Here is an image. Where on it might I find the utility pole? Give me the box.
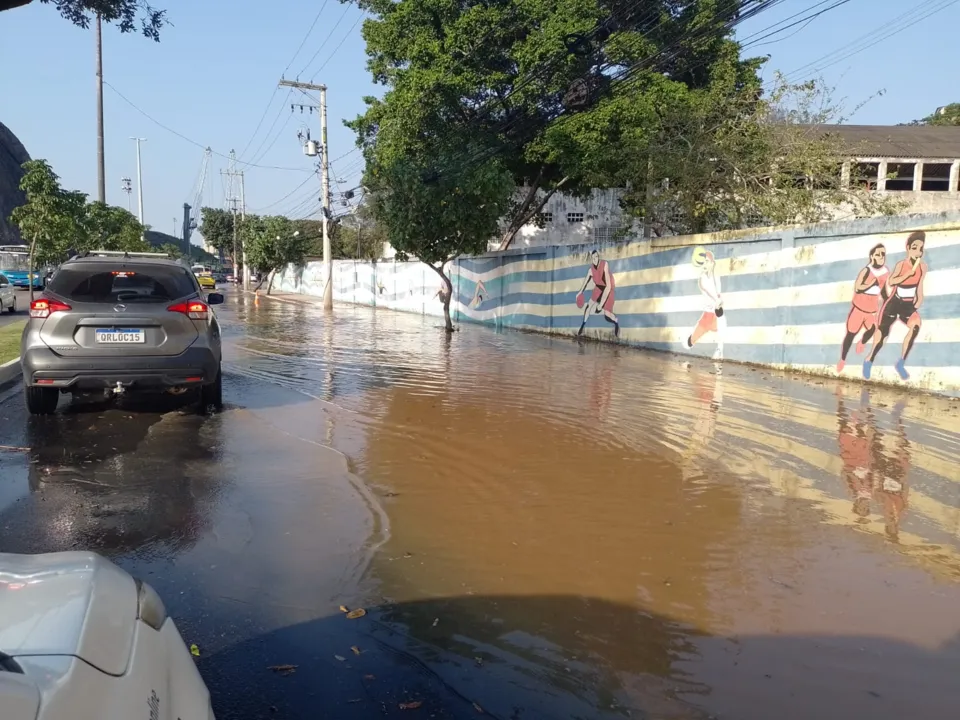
[131,137,147,227]
[121,177,132,212]
[279,78,332,310]
[95,14,105,204]
[239,170,248,290]
[221,150,244,281]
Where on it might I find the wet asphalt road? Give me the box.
[2,288,960,720]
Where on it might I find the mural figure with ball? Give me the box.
[576,249,620,337]
[685,247,726,360]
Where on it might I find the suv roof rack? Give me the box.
[67,249,171,261]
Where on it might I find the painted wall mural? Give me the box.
[575,249,619,338]
[275,212,960,396]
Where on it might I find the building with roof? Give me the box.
[504,124,960,250]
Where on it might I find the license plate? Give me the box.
[96,328,145,344]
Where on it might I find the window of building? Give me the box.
[852,162,880,190]
[567,212,584,223]
[885,163,915,191]
[537,212,553,224]
[921,163,952,192]
[593,226,624,244]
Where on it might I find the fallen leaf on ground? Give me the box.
[346,608,366,619]
[339,605,349,613]
[351,646,361,655]
[189,644,200,657]
[334,655,346,662]
[268,665,298,675]
[399,701,423,710]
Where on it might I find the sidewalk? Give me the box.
[244,290,324,307]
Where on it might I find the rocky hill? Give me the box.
[0,120,30,244]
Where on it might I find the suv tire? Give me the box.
[25,385,59,415]
[7,297,15,313]
[199,366,223,414]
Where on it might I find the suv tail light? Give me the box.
[167,300,209,320]
[30,298,71,318]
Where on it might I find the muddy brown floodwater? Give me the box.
[225,292,960,720]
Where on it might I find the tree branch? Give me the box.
[498,175,569,251]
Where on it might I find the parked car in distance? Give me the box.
[0,273,16,313]
[20,250,224,415]
[0,550,216,720]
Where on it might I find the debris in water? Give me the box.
[473,702,484,713]
[189,644,200,657]
[339,605,350,613]
[399,701,423,710]
[0,445,29,452]
[432,618,439,627]
[268,665,298,675]
[346,608,366,619]
[334,655,346,662]
[363,674,376,681]
[351,646,361,655]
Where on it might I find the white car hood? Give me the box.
[0,552,137,676]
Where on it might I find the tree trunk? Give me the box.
[28,234,37,304]
[267,269,276,295]
[426,261,454,333]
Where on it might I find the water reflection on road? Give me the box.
[226,293,960,720]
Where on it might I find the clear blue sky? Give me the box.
[1,0,957,240]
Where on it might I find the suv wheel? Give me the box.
[7,297,15,313]
[25,385,59,415]
[199,366,223,413]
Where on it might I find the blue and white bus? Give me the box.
[0,245,44,289]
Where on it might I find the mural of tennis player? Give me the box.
[576,249,620,337]
[863,231,927,381]
[684,247,726,360]
[837,243,889,373]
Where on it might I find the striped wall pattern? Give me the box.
[275,212,960,396]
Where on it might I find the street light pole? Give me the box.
[131,137,146,231]
[95,13,106,204]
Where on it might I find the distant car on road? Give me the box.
[195,273,217,289]
[0,550,216,720]
[20,250,224,415]
[0,273,16,313]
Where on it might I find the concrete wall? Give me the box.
[275,211,960,396]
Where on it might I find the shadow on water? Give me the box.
[199,593,960,720]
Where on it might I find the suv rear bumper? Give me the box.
[21,346,220,390]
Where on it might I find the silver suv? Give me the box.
[20,251,224,416]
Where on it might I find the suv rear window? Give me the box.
[47,265,198,303]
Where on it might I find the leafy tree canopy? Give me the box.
[915,102,960,127]
[199,207,235,258]
[366,142,514,329]
[241,214,312,292]
[84,201,150,252]
[0,0,166,40]
[348,0,761,248]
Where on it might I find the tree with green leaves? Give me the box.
[0,0,166,40]
[348,0,767,250]
[158,242,182,259]
[913,103,960,127]
[199,207,236,262]
[84,201,150,252]
[366,145,513,331]
[614,75,903,235]
[9,160,87,300]
[242,214,311,294]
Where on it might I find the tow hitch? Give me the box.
[112,381,127,396]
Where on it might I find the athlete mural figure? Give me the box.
[471,280,487,309]
[684,247,726,360]
[836,389,878,522]
[864,231,927,381]
[576,249,620,337]
[837,243,889,373]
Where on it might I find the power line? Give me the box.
[311,12,365,81]
[284,0,330,77]
[104,82,312,173]
[299,3,352,78]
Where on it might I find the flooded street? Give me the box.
[2,289,960,719]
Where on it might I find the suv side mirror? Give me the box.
[206,292,224,305]
[0,281,8,288]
